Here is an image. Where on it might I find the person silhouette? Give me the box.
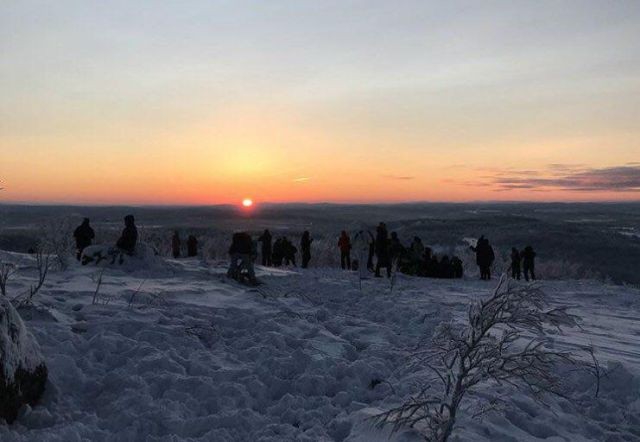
[522,246,536,281]
[338,231,352,270]
[116,215,138,255]
[300,231,313,268]
[73,218,95,261]
[187,235,198,257]
[283,237,297,266]
[375,222,391,278]
[471,235,494,280]
[510,247,521,280]
[228,232,256,284]
[258,229,273,266]
[171,231,181,259]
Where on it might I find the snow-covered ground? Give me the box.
[1,251,639,441]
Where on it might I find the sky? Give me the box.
[1,0,639,205]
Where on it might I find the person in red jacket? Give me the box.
[338,231,352,270]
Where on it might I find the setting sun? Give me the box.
[242,198,253,207]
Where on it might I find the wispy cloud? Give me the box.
[382,175,415,181]
[292,177,311,183]
[485,165,640,192]
[546,163,587,173]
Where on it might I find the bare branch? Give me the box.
[91,269,105,305]
[0,261,16,297]
[376,275,581,442]
[127,279,147,308]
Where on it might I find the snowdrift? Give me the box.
[80,243,163,271]
[0,250,638,441]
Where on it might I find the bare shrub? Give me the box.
[580,343,619,399]
[13,250,50,306]
[129,290,166,308]
[376,276,579,442]
[28,250,50,304]
[127,280,150,308]
[39,218,75,270]
[91,269,105,305]
[0,261,16,296]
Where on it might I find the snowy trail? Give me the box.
[1,255,639,441]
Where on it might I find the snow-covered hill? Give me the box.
[1,252,639,441]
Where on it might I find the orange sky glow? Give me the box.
[1,2,639,205]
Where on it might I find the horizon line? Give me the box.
[1,199,640,208]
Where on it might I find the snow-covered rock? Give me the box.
[0,297,48,424]
[80,243,162,270]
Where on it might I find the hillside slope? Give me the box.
[0,253,638,441]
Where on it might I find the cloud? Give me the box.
[292,177,311,183]
[546,163,587,172]
[487,165,640,192]
[383,175,415,181]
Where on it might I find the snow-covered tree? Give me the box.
[377,276,579,442]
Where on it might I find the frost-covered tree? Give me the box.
[39,218,74,271]
[377,276,579,442]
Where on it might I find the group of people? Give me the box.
[73,217,537,284]
[258,230,313,268]
[226,229,314,284]
[510,246,536,281]
[368,223,464,279]
[469,235,537,281]
[401,238,464,279]
[73,215,139,260]
[74,216,205,263]
[171,231,199,259]
[325,224,463,279]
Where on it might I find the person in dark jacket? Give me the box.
[409,237,425,261]
[471,235,495,280]
[482,238,495,280]
[228,232,256,282]
[282,237,297,267]
[374,222,391,278]
[389,232,405,265]
[485,240,495,280]
[451,256,464,279]
[522,246,536,281]
[171,231,181,259]
[300,231,313,268]
[367,240,375,272]
[272,238,284,267]
[116,215,138,255]
[404,236,424,275]
[510,247,521,280]
[420,247,433,277]
[258,229,273,266]
[427,255,439,278]
[353,229,375,273]
[439,255,452,278]
[338,231,352,270]
[73,218,95,261]
[187,235,198,257]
